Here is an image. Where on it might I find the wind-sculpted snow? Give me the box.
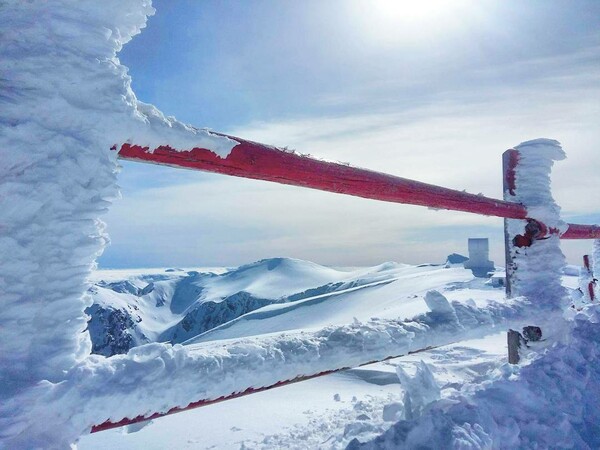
[0,0,152,390]
[506,139,567,308]
[2,291,536,449]
[0,0,236,446]
[351,304,600,449]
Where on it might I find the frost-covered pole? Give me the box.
[502,140,567,308]
[502,150,519,297]
[1,1,149,448]
[593,240,600,300]
[0,1,241,447]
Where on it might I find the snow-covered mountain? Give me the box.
[88,257,502,356]
[87,258,401,355]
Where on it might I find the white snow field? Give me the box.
[78,262,591,450]
[85,258,489,356]
[2,0,600,448]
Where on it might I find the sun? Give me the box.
[350,0,472,46]
[371,0,459,21]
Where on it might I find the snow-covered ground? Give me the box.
[79,334,509,450]
[87,258,493,355]
[3,1,599,448]
[78,260,583,450]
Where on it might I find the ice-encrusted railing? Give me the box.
[1,1,599,448]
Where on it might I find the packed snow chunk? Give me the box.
[424,290,455,316]
[382,402,404,422]
[395,361,440,420]
[134,101,238,158]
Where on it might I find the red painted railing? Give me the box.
[94,135,599,434]
[117,138,599,239]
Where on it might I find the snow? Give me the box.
[594,240,600,299]
[86,258,370,354]
[352,305,600,449]
[198,257,350,301]
[75,330,517,450]
[3,260,541,449]
[2,0,598,448]
[505,139,568,308]
[187,265,476,344]
[0,0,235,447]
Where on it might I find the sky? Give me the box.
[98,0,600,269]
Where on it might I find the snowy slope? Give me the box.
[88,258,383,354]
[79,267,581,450]
[88,258,502,355]
[187,264,493,343]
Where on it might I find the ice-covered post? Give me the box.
[502,140,567,307]
[592,240,600,300]
[0,1,155,448]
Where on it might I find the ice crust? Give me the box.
[505,139,567,308]
[0,0,234,447]
[3,294,534,449]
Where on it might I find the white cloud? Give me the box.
[101,47,600,268]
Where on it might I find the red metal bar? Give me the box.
[583,254,596,301]
[117,140,599,239]
[118,140,528,219]
[563,225,600,240]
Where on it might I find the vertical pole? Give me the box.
[503,150,519,298]
[594,240,600,300]
[583,254,596,301]
[507,329,521,364]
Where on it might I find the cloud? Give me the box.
[100,80,599,268]
[102,25,600,268]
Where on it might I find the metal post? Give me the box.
[502,149,520,298]
[584,254,595,301]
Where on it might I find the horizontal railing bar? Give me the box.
[562,223,600,239]
[117,138,599,239]
[117,139,528,219]
[90,343,443,433]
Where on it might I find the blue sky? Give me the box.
[98,0,600,268]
